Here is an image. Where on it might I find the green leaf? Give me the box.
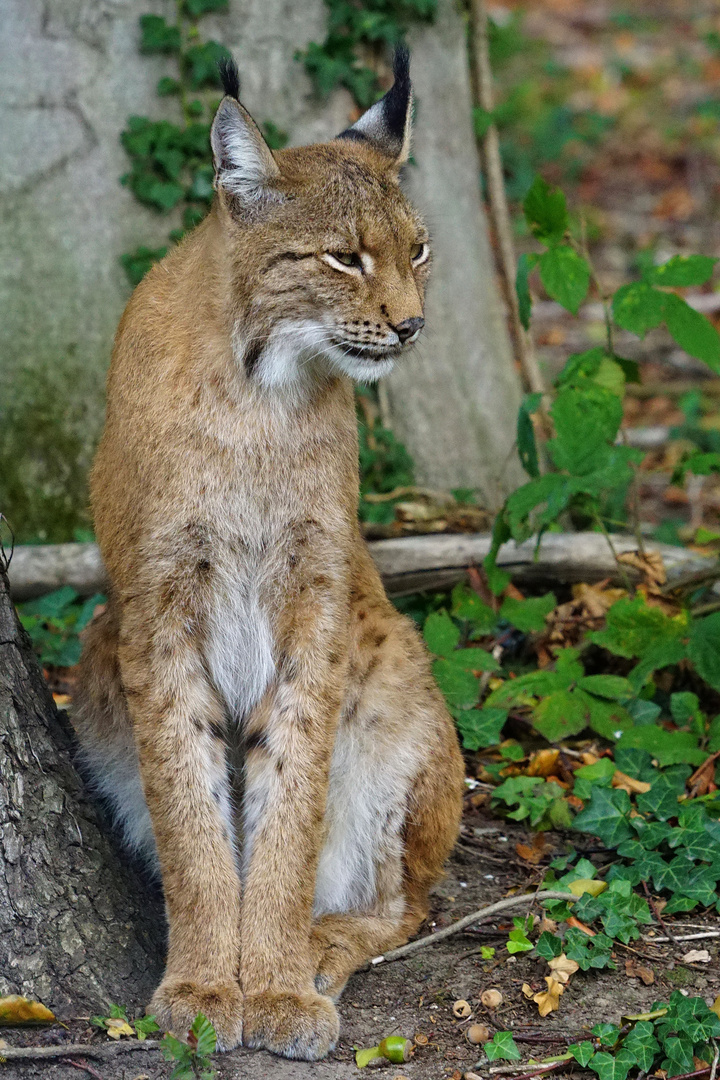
[450,647,499,672]
[589,594,688,660]
[139,14,181,54]
[564,928,615,970]
[539,246,590,315]
[644,254,717,287]
[20,586,79,618]
[688,611,720,692]
[573,757,616,800]
[623,1020,660,1071]
[578,674,633,700]
[612,282,666,337]
[569,1042,596,1067]
[535,931,563,960]
[120,246,168,287]
[507,927,534,953]
[432,660,478,709]
[157,76,181,96]
[533,688,589,742]
[517,392,543,478]
[616,725,704,767]
[664,292,720,371]
[485,1032,522,1062]
[550,384,623,475]
[573,786,634,846]
[636,775,681,821]
[516,253,537,330]
[450,583,496,631]
[592,1023,621,1046]
[455,708,507,751]
[190,1013,217,1057]
[184,0,229,14]
[183,40,233,89]
[589,1049,636,1080]
[423,611,460,657]
[500,592,556,632]
[523,176,569,245]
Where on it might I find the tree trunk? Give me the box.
[0,564,163,1016]
[386,0,525,506]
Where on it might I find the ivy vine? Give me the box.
[119,0,287,286]
[300,0,437,108]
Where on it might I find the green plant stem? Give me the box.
[592,513,634,592]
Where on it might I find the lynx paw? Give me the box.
[149,977,243,1051]
[242,991,339,1060]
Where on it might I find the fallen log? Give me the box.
[7,533,716,601]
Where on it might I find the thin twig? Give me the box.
[369,890,576,966]
[709,1041,719,1080]
[0,1039,162,1062]
[468,0,547,406]
[646,930,720,944]
[641,880,679,945]
[67,1059,105,1080]
[486,1060,571,1080]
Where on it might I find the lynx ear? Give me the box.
[211,58,281,203]
[337,46,413,167]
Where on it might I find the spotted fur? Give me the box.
[73,50,463,1061]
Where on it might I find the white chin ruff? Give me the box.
[326,345,396,383]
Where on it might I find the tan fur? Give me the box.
[74,82,464,1060]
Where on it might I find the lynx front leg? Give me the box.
[240,609,347,1060]
[119,600,243,1050]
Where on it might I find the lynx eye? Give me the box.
[410,242,428,264]
[329,251,362,269]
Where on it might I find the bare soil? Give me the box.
[3,808,718,1080]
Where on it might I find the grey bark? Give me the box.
[388,0,524,505]
[0,564,163,1016]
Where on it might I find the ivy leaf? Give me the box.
[569,1042,596,1067]
[623,1020,660,1071]
[183,40,232,89]
[139,14,181,54]
[564,928,615,970]
[450,583,497,631]
[539,246,591,315]
[616,726,704,767]
[517,391,543,478]
[535,931,563,960]
[423,612,460,657]
[484,1032,522,1062]
[688,611,720,692]
[523,176,569,245]
[592,1023,621,1046]
[573,786,634,846]
[663,292,720,371]
[644,254,717,287]
[455,708,506,751]
[184,0,229,14]
[589,1049,636,1080]
[612,282,666,336]
[516,253,537,330]
[636,775,681,821]
[507,927,534,954]
[500,592,556,632]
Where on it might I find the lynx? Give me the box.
[75,48,464,1061]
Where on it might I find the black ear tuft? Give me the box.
[383,44,411,144]
[336,45,413,165]
[218,56,240,101]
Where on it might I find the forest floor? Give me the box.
[2,807,718,1080]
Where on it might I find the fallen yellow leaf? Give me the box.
[612,770,651,795]
[568,878,608,898]
[533,977,564,1017]
[548,954,580,984]
[104,1017,135,1039]
[522,983,535,1000]
[711,996,720,1021]
[0,996,55,1026]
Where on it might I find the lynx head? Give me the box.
[210,48,430,390]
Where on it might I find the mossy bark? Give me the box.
[0,564,163,1016]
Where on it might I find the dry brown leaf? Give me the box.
[526,750,560,778]
[548,954,580,984]
[533,977,564,1017]
[539,916,558,935]
[0,1038,8,1050]
[625,958,655,985]
[682,949,711,964]
[617,550,666,587]
[516,833,548,864]
[522,983,535,1000]
[566,916,595,936]
[0,996,55,1026]
[612,769,652,795]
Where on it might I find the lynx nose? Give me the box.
[394,317,424,344]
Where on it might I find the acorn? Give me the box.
[378,1037,414,1064]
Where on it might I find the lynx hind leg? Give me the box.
[73,603,157,865]
[312,602,464,997]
